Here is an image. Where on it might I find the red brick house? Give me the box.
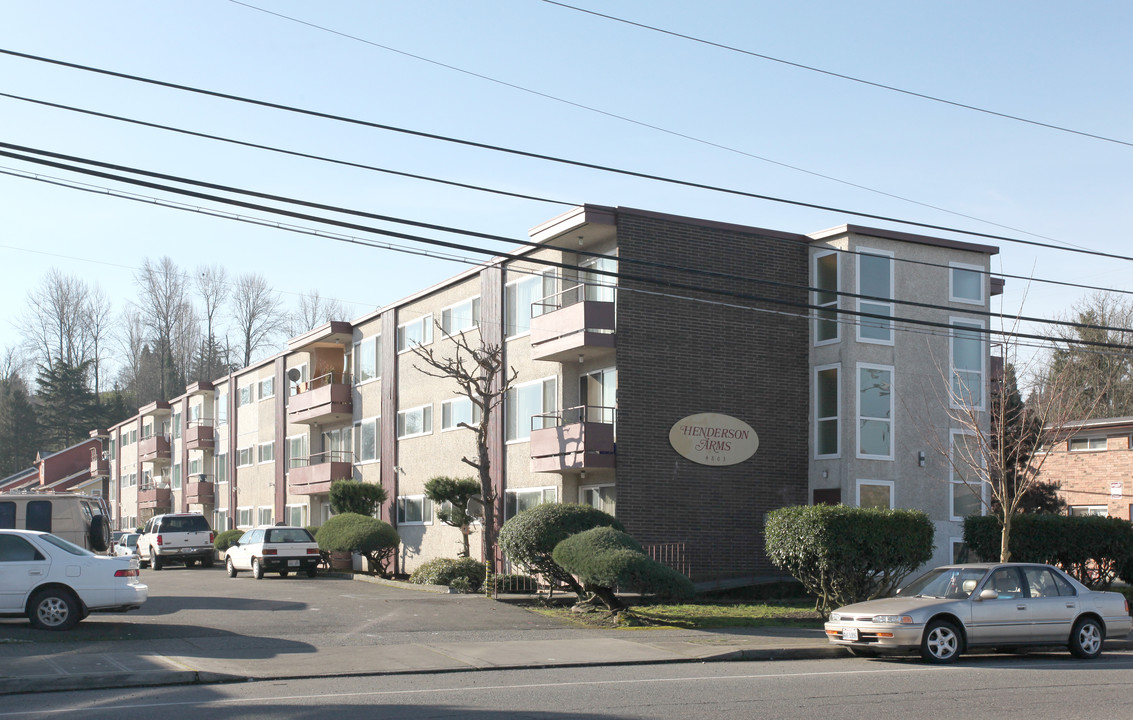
[1035,417,1133,520]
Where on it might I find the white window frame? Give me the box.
[257,440,275,464]
[237,506,253,528]
[505,271,554,339]
[814,363,840,459]
[1069,505,1108,517]
[813,250,840,346]
[579,484,616,515]
[285,504,306,528]
[505,376,558,443]
[396,404,433,439]
[441,396,481,432]
[505,486,558,519]
[216,392,228,426]
[258,376,275,401]
[355,416,380,463]
[237,446,254,468]
[949,429,986,521]
[286,434,308,471]
[856,363,894,461]
[856,248,894,345]
[396,495,433,525]
[171,463,182,490]
[257,506,273,526]
[950,317,986,411]
[352,335,381,385]
[441,296,481,336]
[216,452,228,484]
[171,410,181,440]
[237,383,254,408]
[396,314,434,353]
[949,262,985,305]
[1069,436,1107,452]
[214,509,229,532]
[855,479,894,509]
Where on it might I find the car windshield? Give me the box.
[900,567,988,599]
[39,532,95,557]
[266,528,314,543]
[123,534,138,547]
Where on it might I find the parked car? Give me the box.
[137,513,215,570]
[0,528,147,630]
[225,526,321,579]
[824,562,1133,663]
[0,492,112,553]
[112,532,140,557]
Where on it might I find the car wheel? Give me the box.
[306,566,318,578]
[1069,617,1104,659]
[252,558,264,580]
[28,588,82,631]
[201,556,215,568]
[279,570,290,577]
[226,557,238,578]
[150,549,163,571]
[920,619,962,664]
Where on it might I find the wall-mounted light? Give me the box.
[918,451,926,467]
[822,470,828,479]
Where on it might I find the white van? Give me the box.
[0,492,112,553]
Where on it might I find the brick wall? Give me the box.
[614,210,810,581]
[1038,436,1133,519]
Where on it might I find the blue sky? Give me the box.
[2,1,1130,374]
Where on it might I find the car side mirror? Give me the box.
[977,589,998,601]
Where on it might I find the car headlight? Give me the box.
[829,613,842,622]
[871,615,913,624]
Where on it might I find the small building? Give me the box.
[1035,417,1133,519]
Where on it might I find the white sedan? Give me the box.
[224,526,321,579]
[0,529,148,630]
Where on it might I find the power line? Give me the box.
[6,141,1132,338]
[541,0,1133,150]
[3,150,1130,353]
[2,47,1122,261]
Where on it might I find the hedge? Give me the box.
[315,513,400,575]
[552,526,694,608]
[765,505,934,617]
[213,529,243,552]
[965,514,1133,589]
[328,479,388,516]
[410,557,486,592]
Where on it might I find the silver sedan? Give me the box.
[824,562,1132,663]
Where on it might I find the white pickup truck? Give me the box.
[137,513,215,570]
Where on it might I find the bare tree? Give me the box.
[83,284,115,401]
[411,326,517,570]
[287,289,346,337]
[195,264,231,382]
[134,257,191,399]
[230,273,287,367]
[19,269,92,371]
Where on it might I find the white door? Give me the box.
[0,535,50,612]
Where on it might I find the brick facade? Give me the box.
[1037,426,1133,520]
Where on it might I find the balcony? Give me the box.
[530,406,616,474]
[530,287,615,364]
[288,451,355,495]
[89,449,109,479]
[184,421,215,451]
[138,434,171,464]
[287,372,354,425]
[137,485,172,511]
[186,475,216,505]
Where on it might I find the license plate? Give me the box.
[288,560,300,567]
[842,627,859,642]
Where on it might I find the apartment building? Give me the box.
[94,205,997,581]
[1033,417,1133,519]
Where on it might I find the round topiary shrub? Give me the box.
[316,513,400,575]
[214,529,243,552]
[498,503,623,598]
[410,557,486,592]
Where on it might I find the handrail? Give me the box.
[531,405,617,429]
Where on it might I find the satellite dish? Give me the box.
[287,368,302,383]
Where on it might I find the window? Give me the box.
[857,250,893,344]
[1069,505,1108,517]
[0,502,13,529]
[580,485,616,515]
[27,501,52,532]
[237,447,254,467]
[856,480,893,510]
[813,251,839,344]
[950,538,969,564]
[579,255,617,303]
[258,441,275,464]
[216,392,228,425]
[950,263,984,304]
[1069,437,1107,452]
[356,417,380,462]
[506,377,557,442]
[857,364,893,459]
[353,335,381,383]
[815,365,839,458]
[951,319,985,409]
[172,410,181,440]
[285,504,305,528]
[442,397,480,431]
[258,506,273,526]
[214,509,229,532]
[324,426,353,459]
[237,384,253,407]
[216,452,228,483]
[397,315,433,353]
[397,405,433,439]
[505,487,557,518]
[397,495,433,524]
[505,271,555,338]
[287,364,307,396]
[580,368,617,425]
[258,376,275,400]
[237,507,253,528]
[287,435,308,470]
[950,430,985,520]
[171,463,182,490]
[441,297,481,335]
[188,456,202,477]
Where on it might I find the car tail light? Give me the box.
[209,532,215,543]
[307,548,319,555]
[263,548,278,555]
[115,569,140,577]
[156,535,163,546]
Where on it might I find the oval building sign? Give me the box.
[669,413,759,466]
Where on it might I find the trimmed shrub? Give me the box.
[765,505,934,618]
[410,557,486,592]
[316,513,400,575]
[329,479,388,516]
[965,514,1133,589]
[553,527,694,608]
[498,503,624,598]
[214,529,243,552]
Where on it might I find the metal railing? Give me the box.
[531,405,617,430]
[288,450,356,469]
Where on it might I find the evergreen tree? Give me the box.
[991,364,1065,515]
[36,359,96,450]
[0,373,39,476]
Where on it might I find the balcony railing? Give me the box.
[529,405,616,474]
[288,371,354,425]
[185,420,215,451]
[89,449,109,478]
[529,285,615,364]
[186,474,216,505]
[138,434,171,464]
[137,484,172,510]
[287,450,355,495]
